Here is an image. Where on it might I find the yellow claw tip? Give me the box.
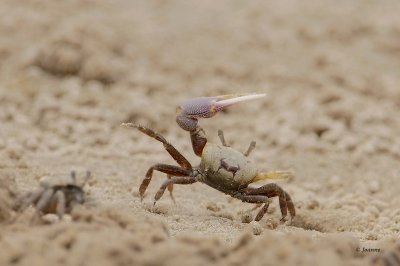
[252,170,294,183]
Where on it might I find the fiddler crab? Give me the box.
[123,93,295,222]
[16,171,89,221]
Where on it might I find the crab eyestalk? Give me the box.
[176,93,266,156]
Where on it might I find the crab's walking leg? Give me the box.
[140,164,191,201]
[11,187,45,223]
[55,190,66,219]
[35,189,54,212]
[154,176,197,205]
[31,188,54,222]
[121,124,194,200]
[122,124,192,170]
[246,183,295,221]
[237,194,270,221]
[17,187,46,212]
[176,93,266,156]
[167,174,176,204]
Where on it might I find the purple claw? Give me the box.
[176,93,266,131]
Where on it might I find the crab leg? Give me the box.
[166,174,176,204]
[17,187,46,212]
[154,176,197,205]
[34,188,55,213]
[121,124,195,201]
[140,164,191,201]
[55,190,66,218]
[30,188,54,223]
[238,195,270,221]
[121,123,192,170]
[246,183,295,220]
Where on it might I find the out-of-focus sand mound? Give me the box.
[1,0,400,265]
[0,206,366,266]
[0,207,169,266]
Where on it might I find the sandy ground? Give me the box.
[1,0,400,265]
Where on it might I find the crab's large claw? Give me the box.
[176,93,266,132]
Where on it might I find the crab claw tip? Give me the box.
[218,93,266,101]
[121,122,136,128]
[214,93,266,110]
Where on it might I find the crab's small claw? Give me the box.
[176,93,266,132]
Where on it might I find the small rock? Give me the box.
[365,205,380,218]
[24,137,39,151]
[367,180,380,194]
[249,221,263,235]
[264,218,278,230]
[240,212,253,223]
[42,214,61,224]
[306,199,320,210]
[366,233,378,240]
[144,202,169,215]
[7,146,23,160]
[267,205,276,214]
[328,175,342,188]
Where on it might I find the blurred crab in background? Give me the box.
[16,171,89,221]
[123,93,295,221]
